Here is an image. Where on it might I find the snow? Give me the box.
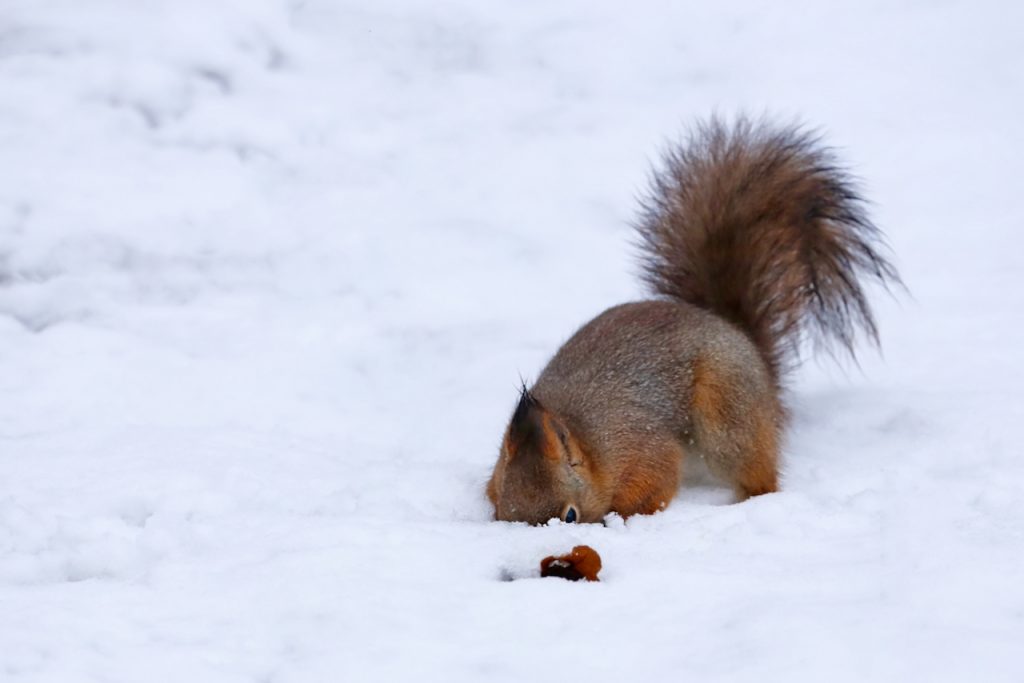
[1,0,1023,680]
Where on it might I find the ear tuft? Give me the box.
[511,382,540,428]
[508,383,544,450]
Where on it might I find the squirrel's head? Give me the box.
[489,386,599,525]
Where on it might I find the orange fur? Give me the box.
[691,356,728,431]
[609,440,682,517]
[735,411,781,498]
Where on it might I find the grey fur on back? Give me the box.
[533,299,771,468]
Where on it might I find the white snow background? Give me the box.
[2,1,1022,681]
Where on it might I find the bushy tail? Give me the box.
[636,116,900,384]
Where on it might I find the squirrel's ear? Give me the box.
[509,386,584,466]
[508,385,545,451]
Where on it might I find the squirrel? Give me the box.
[486,116,900,524]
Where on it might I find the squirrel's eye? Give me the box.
[564,506,577,523]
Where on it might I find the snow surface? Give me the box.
[2,1,1023,681]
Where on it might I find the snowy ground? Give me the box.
[2,1,1023,681]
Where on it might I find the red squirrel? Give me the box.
[487,117,899,524]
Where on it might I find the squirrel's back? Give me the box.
[533,299,765,454]
[487,117,900,524]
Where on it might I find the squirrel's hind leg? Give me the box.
[690,356,782,501]
[732,417,780,500]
